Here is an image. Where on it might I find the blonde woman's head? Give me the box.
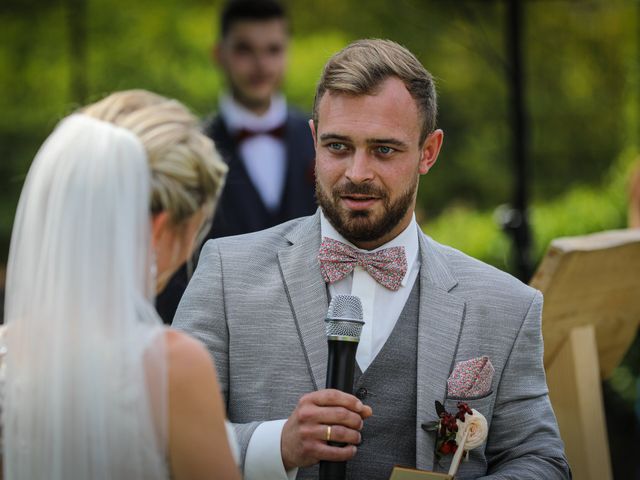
[82,90,227,291]
[82,89,227,226]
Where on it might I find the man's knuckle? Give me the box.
[348,430,361,444]
[336,408,350,422]
[300,442,316,457]
[298,406,314,422]
[299,424,314,438]
[326,389,340,402]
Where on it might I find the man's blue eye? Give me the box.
[377,146,394,154]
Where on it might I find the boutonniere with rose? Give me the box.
[423,400,488,477]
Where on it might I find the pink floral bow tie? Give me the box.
[317,237,408,291]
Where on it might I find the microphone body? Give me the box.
[319,295,364,480]
[325,339,358,394]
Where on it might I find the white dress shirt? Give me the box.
[219,93,288,212]
[320,212,421,371]
[243,211,421,479]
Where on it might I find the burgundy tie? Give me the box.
[317,237,408,291]
[234,124,286,143]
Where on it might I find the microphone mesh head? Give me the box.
[327,294,363,320]
[325,319,364,338]
[325,295,364,339]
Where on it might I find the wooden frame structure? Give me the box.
[530,229,640,480]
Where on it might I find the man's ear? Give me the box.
[419,129,444,175]
[309,119,317,148]
[151,211,170,249]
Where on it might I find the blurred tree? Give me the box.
[65,0,88,104]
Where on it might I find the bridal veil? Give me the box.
[2,114,169,479]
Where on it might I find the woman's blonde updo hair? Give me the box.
[82,89,227,229]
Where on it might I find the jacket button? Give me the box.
[356,387,368,400]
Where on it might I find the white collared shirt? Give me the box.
[219,93,288,212]
[243,212,421,480]
[320,211,421,371]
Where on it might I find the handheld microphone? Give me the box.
[319,294,364,480]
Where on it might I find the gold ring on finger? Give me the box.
[326,425,332,442]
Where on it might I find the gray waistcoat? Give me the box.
[346,279,420,479]
[297,281,420,480]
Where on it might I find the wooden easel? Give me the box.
[530,229,640,480]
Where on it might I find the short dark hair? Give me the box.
[313,39,438,144]
[220,0,287,38]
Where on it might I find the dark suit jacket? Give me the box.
[156,108,317,323]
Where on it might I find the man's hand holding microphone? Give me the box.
[281,295,370,479]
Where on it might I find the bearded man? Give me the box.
[173,39,571,480]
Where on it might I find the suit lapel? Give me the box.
[278,212,329,390]
[277,218,466,468]
[415,232,466,470]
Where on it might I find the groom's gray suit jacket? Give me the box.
[174,212,571,479]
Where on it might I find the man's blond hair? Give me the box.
[313,39,437,143]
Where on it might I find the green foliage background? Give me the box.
[1,0,638,264]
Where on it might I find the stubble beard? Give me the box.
[316,178,418,246]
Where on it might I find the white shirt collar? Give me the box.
[219,93,287,133]
[319,210,420,287]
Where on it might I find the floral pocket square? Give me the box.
[447,356,494,398]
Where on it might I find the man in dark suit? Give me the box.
[156,0,316,323]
